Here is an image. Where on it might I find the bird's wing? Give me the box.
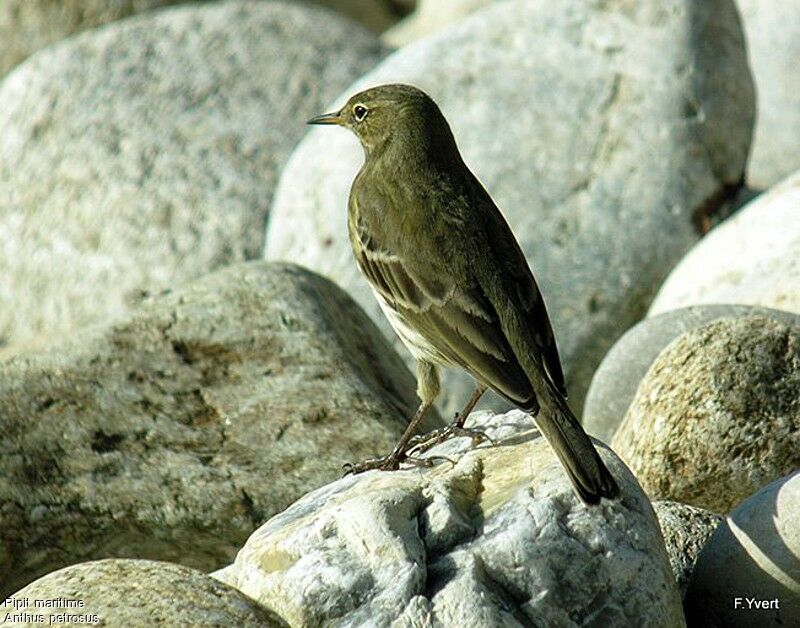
[350,210,535,406]
[473,186,568,398]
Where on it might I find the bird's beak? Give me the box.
[307,110,344,126]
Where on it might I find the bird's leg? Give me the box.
[343,361,441,475]
[407,383,492,455]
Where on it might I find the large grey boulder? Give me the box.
[650,170,800,317]
[0,261,436,598]
[266,0,755,418]
[584,305,800,442]
[653,501,722,599]
[0,0,183,78]
[0,0,400,79]
[684,472,800,627]
[215,410,686,627]
[0,0,386,353]
[612,317,800,513]
[737,0,800,187]
[3,559,285,627]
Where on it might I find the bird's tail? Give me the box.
[533,384,619,504]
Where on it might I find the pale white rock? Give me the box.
[737,0,800,187]
[266,0,754,417]
[0,0,386,353]
[4,559,285,627]
[684,472,800,627]
[650,171,800,316]
[216,410,685,627]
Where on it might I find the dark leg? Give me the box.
[343,360,440,475]
[407,383,491,455]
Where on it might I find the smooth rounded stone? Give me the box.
[612,316,800,513]
[684,472,800,627]
[737,1,800,187]
[649,171,800,317]
[652,500,722,598]
[0,261,438,599]
[382,0,493,46]
[584,305,800,442]
[0,0,386,353]
[0,0,398,79]
[0,1,183,78]
[266,0,754,419]
[215,410,685,627]
[3,559,285,627]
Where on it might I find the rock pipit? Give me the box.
[309,84,618,504]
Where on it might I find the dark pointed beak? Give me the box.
[307,110,343,126]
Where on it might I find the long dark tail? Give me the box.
[528,384,619,504]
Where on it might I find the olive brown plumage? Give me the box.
[308,84,618,504]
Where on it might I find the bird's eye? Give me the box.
[353,104,368,121]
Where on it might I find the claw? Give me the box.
[407,424,494,457]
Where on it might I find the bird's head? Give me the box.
[307,83,454,158]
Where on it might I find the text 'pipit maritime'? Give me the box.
[309,84,618,505]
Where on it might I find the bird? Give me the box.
[308,84,619,504]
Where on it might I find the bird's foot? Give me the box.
[407,422,493,456]
[342,451,442,476]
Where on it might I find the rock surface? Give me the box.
[684,472,800,627]
[383,0,492,46]
[0,0,399,79]
[3,559,285,627]
[584,305,800,442]
[649,171,800,317]
[0,261,436,598]
[215,410,685,627]
[266,0,754,418]
[0,0,386,353]
[737,0,800,187]
[653,500,722,598]
[612,316,800,513]
[0,0,183,78]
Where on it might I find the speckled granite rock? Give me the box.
[584,305,800,442]
[382,0,493,46]
[3,559,285,627]
[0,262,437,598]
[215,410,685,627]
[653,500,722,598]
[266,0,754,418]
[612,316,800,513]
[0,0,387,353]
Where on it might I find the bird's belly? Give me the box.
[372,290,454,367]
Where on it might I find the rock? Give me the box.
[382,0,492,47]
[737,1,800,187]
[612,316,800,513]
[652,501,722,598]
[0,0,386,352]
[649,171,800,317]
[0,1,183,78]
[0,261,438,598]
[584,305,800,442]
[215,410,686,627]
[266,0,755,418]
[684,471,800,627]
[313,0,403,32]
[0,0,399,79]
[2,559,285,627]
